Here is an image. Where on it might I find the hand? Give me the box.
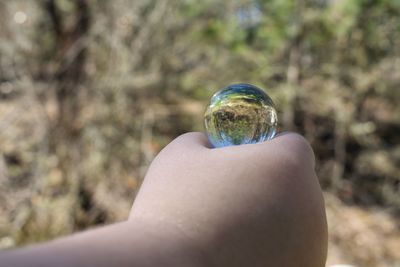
[130,132,328,267]
[0,132,327,267]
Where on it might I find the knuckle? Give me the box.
[157,132,203,160]
[171,132,203,146]
[164,132,194,150]
[285,133,312,151]
[278,133,315,168]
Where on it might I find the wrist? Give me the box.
[127,216,210,267]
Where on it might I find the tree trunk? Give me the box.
[43,0,91,228]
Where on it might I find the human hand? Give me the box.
[0,132,327,267]
[129,132,328,267]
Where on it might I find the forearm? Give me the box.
[0,220,204,267]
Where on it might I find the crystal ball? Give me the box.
[204,83,278,148]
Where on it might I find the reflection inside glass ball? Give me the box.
[204,84,278,148]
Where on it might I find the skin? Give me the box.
[0,132,328,267]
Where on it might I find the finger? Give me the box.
[167,132,212,151]
[218,132,315,170]
[262,132,316,169]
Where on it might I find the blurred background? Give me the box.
[0,0,399,266]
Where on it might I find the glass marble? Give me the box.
[204,83,278,148]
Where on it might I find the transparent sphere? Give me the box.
[204,83,278,148]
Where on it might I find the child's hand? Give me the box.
[130,132,328,267]
[0,132,327,267]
